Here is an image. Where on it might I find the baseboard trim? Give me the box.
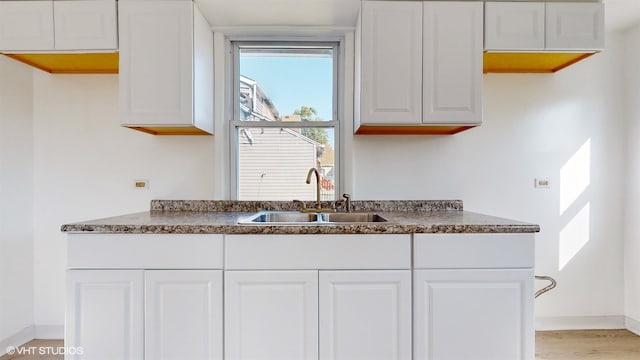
[35,325,64,340]
[0,325,36,356]
[536,316,626,330]
[625,316,640,336]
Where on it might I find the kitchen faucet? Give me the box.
[305,167,322,211]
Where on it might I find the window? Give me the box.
[231,42,339,201]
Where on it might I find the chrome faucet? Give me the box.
[305,168,322,211]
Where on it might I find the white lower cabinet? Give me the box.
[66,270,223,360]
[414,269,534,360]
[225,271,319,360]
[413,233,535,360]
[319,270,411,360]
[66,270,144,360]
[145,271,223,360]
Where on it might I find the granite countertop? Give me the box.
[61,200,540,234]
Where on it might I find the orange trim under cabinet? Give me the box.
[483,52,596,73]
[125,126,213,135]
[355,125,477,135]
[3,53,119,74]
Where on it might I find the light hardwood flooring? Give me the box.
[1,330,639,359]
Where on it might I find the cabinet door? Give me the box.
[360,1,423,125]
[66,270,143,360]
[145,270,223,360]
[53,0,117,50]
[546,2,604,51]
[414,269,534,360]
[118,0,193,126]
[319,270,411,360]
[423,1,483,125]
[0,1,54,51]
[225,271,318,360]
[485,2,545,51]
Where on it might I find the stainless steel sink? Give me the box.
[318,213,388,223]
[247,212,317,223]
[239,211,388,225]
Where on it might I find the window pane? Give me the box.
[237,127,335,201]
[239,46,334,122]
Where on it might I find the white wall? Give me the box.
[0,56,35,346]
[31,72,216,332]
[12,31,631,333]
[353,31,627,328]
[623,23,640,334]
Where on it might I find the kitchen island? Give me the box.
[62,200,539,360]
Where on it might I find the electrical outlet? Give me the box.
[134,179,149,189]
[534,178,550,189]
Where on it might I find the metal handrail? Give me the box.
[535,275,557,298]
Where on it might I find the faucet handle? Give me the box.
[342,193,351,212]
[293,199,306,211]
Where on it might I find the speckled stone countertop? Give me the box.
[61,200,540,234]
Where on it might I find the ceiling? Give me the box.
[195,0,640,33]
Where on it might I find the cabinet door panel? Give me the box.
[53,0,117,50]
[118,1,193,125]
[485,2,545,51]
[414,269,534,360]
[546,3,604,50]
[423,1,482,125]
[0,1,54,51]
[360,1,422,125]
[225,271,319,360]
[66,270,143,360]
[145,270,223,360]
[319,270,411,360]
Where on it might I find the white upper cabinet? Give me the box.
[485,2,604,52]
[485,2,545,51]
[359,1,423,125]
[0,1,54,51]
[118,0,214,135]
[356,1,482,134]
[423,1,483,125]
[0,0,116,52]
[546,2,604,51]
[54,0,117,51]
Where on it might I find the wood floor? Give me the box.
[1,330,639,359]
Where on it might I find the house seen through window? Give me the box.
[233,42,338,201]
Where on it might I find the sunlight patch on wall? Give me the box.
[560,139,591,214]
[559,202,591,271]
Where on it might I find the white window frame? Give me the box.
[228,38,343,201]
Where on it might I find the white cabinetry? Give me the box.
[224,234,412,360]
[319,270,411,360]
[546,2,604,50]
[0,0,116,52]
[118,0,214,135]
[485,2,545,51]
[145,270,223,360]
[413,233,535,360]
[359,1,423,125]
[53,0,117,50]
[423,2,483,125]
[66,270,143,360]
[485,2,604,51]
[356,1,482,135]
[225,271,319,360]
[66,234,224,360]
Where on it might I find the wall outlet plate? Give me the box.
[134,179,149,189]
[535,178,550,189]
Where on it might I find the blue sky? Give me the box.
[240,56,334,121]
